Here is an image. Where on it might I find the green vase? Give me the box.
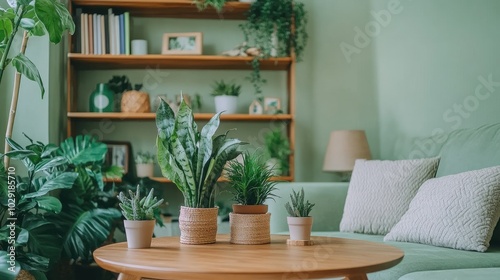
[89,83,114,112]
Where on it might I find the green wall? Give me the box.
[3,0,500,182]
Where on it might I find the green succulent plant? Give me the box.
[210,80,241,97]
[225,151,278,205]
[285,188,315,217]
[156,98,246,208]
[117,186,164,220]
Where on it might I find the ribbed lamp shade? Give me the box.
[323,130,371,172]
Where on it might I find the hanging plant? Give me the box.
[192,0,229,13]
[241,0,308,98]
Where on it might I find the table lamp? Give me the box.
[322,130,371,181]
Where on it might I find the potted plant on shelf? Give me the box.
[264,129,291,176]
[240,0,308,100]
[225,151,278,244]
[210,80,241,114]
[117,186,164,249]
[135,152,155,178]
[285,188,315,242]
[155,98,246,244]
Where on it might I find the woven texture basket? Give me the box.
[121,90,151,113]
[179,206,218,245]
[230,213,271,245]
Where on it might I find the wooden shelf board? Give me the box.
[72,0,251,19]
[68,54,291,70]
[103,177,123,183]
[152,176,293,183]
[67,112,293,121]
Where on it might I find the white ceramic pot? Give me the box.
[214,95,238,114]
[266,158,282,176]
[136,163,154,178]
[124,220,155,248]
[239,0,256,3]
[287,216,313,241]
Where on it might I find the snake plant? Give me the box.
[156,98,246,208]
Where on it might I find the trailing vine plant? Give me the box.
[241,0,308,100]
[193,0,228,13]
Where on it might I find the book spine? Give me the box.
[100,15,106,54]
[88,14,93,54]
[104,14,109,54]
[75,8,82,53]
[108,9,114,55]
[95,14,100,55]
[124,12,130,55]
[82,13,88,54]
[119,14,125,55]
[114,15,120,55]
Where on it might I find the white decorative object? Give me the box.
[287,216,313,241]
[214,95,238,114]
[249,100,263,115]
[136,163,154,178]
[131,39,148,55]
[385,166,500,252]
[123,220,155,248]
[339,157,440,235]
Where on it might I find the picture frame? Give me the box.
[104,141,131,174]
[162,32,203,55]
[249,100,263,115]
[264,97,281,114]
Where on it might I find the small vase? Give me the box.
[136,163,154,178]
[287,216,313,241]
[123,220,155,248]
[214,95,238,114]
[89,83,114,112]
[178,206,218,245]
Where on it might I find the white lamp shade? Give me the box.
[323,130,371,172]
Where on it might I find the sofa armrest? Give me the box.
[267,182,349,233]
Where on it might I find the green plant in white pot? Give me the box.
[155,98,246,244]
[135,151,155,178]
[117,186,164,249]
[285,188,315,241]
[210,80,241,114]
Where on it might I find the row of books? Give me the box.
[75,9,130,55]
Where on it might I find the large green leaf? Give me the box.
[34,0,63,43]
[157,138,186,194]
[12,53,45,98]
[58,135,107,165]
[20,18,35,30]
[22,213,62,267]
[33,156,67,173]
[59,206,121,262]
[170,133,196,206]
[4,149,37,159]
[23,172,77,199]
[53,1,75,35]
[16,252,50,273]
[0,251,19,280]
[0,18,13,44]
[174,100,196,160]
[34,196,62,213]
[156,99,176,140]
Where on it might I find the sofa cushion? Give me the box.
[399,268,500,280]
[311,231,500,280]
[339,157,439,235]
[384,166,500,252]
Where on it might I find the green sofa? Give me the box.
[268,123,500,279]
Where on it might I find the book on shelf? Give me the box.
[77,9,131,55]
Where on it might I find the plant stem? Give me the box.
[0,5,24,85]
[3,31,29,168]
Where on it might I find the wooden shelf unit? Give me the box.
[151,176,293,183]
[67,0,296,182]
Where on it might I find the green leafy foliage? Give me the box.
[225,151,278,205]
[135,151,155,164]
[107,75,132,93]
[118,186,164,220]
[210,80,241,97]
[193,0,228,12]
[285,188,315,217]
[264,129,291,175]
[156,98,246,208]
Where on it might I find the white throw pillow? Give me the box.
[340,157,440,235]
[384,166,500,252]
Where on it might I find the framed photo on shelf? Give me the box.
[162,32,203,55]
[264,97,281,114]
[104,142,131,174]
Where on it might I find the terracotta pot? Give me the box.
[136,163,154,178]
[287,216,313,241]
[124,220,155,248]
[178,206,218,245]
[232,204,268,214]
[230,213,271,245]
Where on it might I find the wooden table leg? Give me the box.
[343,274,368,280]
[117,273,142,280]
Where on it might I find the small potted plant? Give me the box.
[264,129,291,176]
[225,151,278,244]
[211,80,241,114]
[285,188,315,241]
[117,186,164,248]
[135,151,155,178]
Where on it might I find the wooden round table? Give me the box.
[94,235,403,280]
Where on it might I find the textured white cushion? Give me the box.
[385,166,500,252]
[340,157,440,235]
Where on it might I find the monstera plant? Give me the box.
[0,136,78,280]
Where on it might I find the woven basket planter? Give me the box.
[178,206,218,245]
[230,213,271,245]
[121,90,151,113]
